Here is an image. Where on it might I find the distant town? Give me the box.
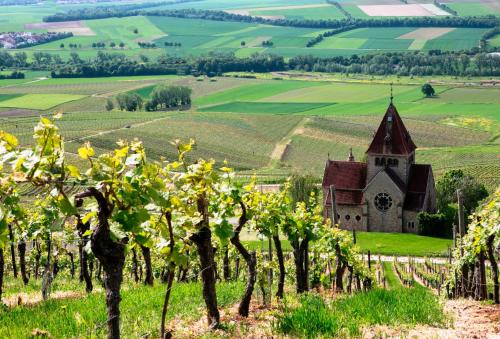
[0,31,71,49]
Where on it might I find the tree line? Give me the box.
[2,48,499,78]
[42,0,201,22]
[0,71,24,79]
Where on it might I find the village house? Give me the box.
[322,100,437,233]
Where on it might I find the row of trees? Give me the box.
[0,117,373,338]
[145,85,191,111]
[42,0,199,22]
[3,45,499,78]
[0,71,24,79]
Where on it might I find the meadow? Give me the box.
[0,279,244,338]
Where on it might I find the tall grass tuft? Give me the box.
[275,287,446,338]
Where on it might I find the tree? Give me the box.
[133,28,139,34]
[110,42,116,48]
[240,41,245,46]
[115,93,143,111]
[105,99,114,111]
[60,43,65,48]
[119,42,125,48]
[436,169,488,218]
[421,83,435,97]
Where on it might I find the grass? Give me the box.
[356,232,452,257]
[243,231,452,257]
[275,288,446,338]
[0,94,86,110]
[0,280,244,338]
[382,261,402,289]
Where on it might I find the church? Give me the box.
[322,101,437,233]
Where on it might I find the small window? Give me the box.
[375,157,380,166]
[345,215,350,220]
[392,159,399,167]
[337,214,340,220]
[380,158,386,166]
[355,215,361,221]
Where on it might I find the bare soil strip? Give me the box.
[268,117,309,165]
[406,300,500,338]
[25,21,84,29]
[397,27,455,40]
[359,4,440,17]
[4,291,84,308]
[24,21,95,36]
[225,4,331,16]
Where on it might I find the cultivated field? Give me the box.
[0,73,497,190]
[0,0,493,60]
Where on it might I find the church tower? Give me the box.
[365,102,416,186]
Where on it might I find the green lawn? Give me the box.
[357,232,452,257]
[243,231,453,257]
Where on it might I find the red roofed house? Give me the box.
[322,101,436,233]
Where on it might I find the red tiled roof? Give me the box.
[322,160,367,205]
[404,164,432,211]
[366,103,417,155]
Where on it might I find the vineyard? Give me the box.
[1,116,499,338]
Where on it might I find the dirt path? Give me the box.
[268,117,309,166]
[65,114,173,144]
[407,299,500,338]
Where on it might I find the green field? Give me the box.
[0,93,86,110]
[0,1,491,60]
[199,101,332,114]
[448,3,500,16]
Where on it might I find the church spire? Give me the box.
[347,148,355,162]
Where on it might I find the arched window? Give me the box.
[355,215,361,221]
[345,215,350,220]
[375,157,380,166]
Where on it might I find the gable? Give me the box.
[364,168,406,198]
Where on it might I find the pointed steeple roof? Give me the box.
[366,103,416,155]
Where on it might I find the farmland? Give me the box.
[0,0,495,60]
[0,73,498,191]
[0,1,499,338]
